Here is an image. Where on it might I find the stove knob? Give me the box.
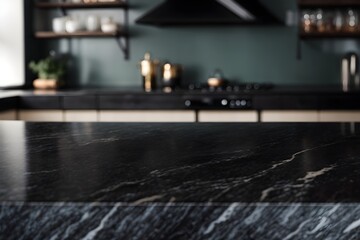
[184,100,192,107]
[240,100,247,106]
[221,99,228,106]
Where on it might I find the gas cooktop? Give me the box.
[180,83,273,109]
[186,83,274,93]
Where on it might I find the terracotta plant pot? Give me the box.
[33,79,60,90]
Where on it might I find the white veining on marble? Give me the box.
[24,169,58,175]
[308,217,328,234]
[271,148,313,169]
[281,204,300,225]
[260,187,275,201]
[283,219,311,240]
[133,195,164,205]
[204,203,239,235]
[343,218,360,233]
[244,204,268,225]
[87,180,144,199]
[81,204,119,240]
[212,142,341,201]
[63,211,91,239]
[150,150,252,178]
[80,138,120,146]
[298,166,335,184]
[328,204,340,216]
[49,233,59,240]
[308,204,340,234]
[140,205,156,221]
[259,165,336,201]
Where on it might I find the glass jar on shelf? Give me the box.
[301,10,316,32]
[333,10,345,32]
[323,10,336,32]
[315,9,324,32]
[345,9,359,32]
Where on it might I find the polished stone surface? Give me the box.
[1,122,360,239]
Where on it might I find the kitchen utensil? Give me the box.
[208,69,225,87]
[162,62,182,92]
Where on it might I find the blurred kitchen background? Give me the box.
[22,0,360,88]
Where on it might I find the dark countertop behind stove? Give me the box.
[1,85,360,111]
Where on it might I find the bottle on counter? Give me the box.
[341,53,360,92]
[161,62,182,92]
[139,52,158,92]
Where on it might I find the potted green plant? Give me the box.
[29,53,66,89]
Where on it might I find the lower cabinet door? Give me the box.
[18,110,64,122]
[0,110,17,120]
[64,110,98,122]
[319,111,360,122]
[260,110,319,122]
[198,111,258,122]
[99,110,196,122]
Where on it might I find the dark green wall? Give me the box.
[34,0,360,88]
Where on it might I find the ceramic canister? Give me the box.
[52,17,67,33]
[86,15,100,32]
[65,17,82,33]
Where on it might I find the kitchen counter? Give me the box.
[2,86,360,111]
[1,121,360,239]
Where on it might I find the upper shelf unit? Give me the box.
[298,0,360,39]
[34,0,129,59]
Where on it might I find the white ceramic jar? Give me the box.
[86,15,100,31]
[101,22,118,32]
[65,17,82,33]
[100,17,118,33]
[52,17,67,33]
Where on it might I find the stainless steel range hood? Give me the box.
[136,0,281,26]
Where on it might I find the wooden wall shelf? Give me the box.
[35,1,127,9]
[34,0,130,60]
[298,0,360,8]
[297,0,360,59]
[300,31,360,39]
[35,31,127,39]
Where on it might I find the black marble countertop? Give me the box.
[2,85,360,111]
[1,121,360,239]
